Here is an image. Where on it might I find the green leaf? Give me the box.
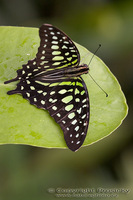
[0,26,128,149]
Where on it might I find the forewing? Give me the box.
[36,24,80,70]
[5,24,80,84]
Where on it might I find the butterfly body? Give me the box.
[4,24,90,152]
[33,64,89,82]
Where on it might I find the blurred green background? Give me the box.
[0,0,132,199]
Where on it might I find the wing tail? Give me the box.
[4,77,19,84]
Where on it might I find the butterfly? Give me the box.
[4,24,90,152]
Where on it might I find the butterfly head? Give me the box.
[78,63,89,75]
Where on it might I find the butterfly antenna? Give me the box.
[88,72,108,97]
[88,44,108,97]
[88,44,101,66]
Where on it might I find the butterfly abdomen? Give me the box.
[32,64,88,83]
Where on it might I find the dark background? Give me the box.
[0,0,132,199]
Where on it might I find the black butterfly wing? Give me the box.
[5,24,80,84]
[36,24,80,70]
[55,78,90,151]
[7,75,89,151]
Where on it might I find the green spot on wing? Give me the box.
[75,88,80,95]
[77,81,83,87]
[53,56,64,61]
[81,90,85,95]
[35,81,49,86]
[62,96,73,104]
[65,104,74,111]
[67,57,72,61]
[58,89,67,94]
[52,51,61,55]
[68,112,75,119]
[51,45,59,50]
[72,59,78,65]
